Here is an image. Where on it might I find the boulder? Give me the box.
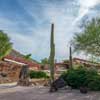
[50,77,66,92]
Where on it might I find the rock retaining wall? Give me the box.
[0,61,22,83]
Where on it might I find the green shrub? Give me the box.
[66,67,88,88]
[88,75,100,91]
[85,68,98,85]
[61,66,100,90]
[61,71,68,84]
[61,71,67,81]
[29,70,49,79]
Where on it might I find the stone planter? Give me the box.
[17,78,30,86]
[80,87,88,94]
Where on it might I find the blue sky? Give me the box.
[0,0,100,61]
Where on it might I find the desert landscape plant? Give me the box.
[49,23,55,82]
[72,18,100,57]
[0,31,12,59]
[61,65,100,91]
[29,70,49,79]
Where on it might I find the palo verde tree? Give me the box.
[49,23,55,83]
[72,18,100,57]
[0,31,12,59]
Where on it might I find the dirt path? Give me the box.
[0,86,100,100]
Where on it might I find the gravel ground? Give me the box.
[0,86,100,100]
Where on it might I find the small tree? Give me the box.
[0,31,12,59]
[71,18,100,57]
[24,54,32,60]
[41,58,49,69]
[41,58,49,65]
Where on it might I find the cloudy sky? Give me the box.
[0,0,100,61]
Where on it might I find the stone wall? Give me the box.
[0,61,22,83]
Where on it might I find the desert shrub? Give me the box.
[29,70,49,79]
[61,71,68,83]
[66,67,88,88]
[88,75,100,91]
[85,68,98,84]
[61,66,100,90]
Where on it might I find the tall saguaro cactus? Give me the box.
[69,46,73,68]
[49,23,55,83]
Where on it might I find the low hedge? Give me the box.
[61,66,100,91]
[29,70,49,79]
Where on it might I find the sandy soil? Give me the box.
[0,85,100,100]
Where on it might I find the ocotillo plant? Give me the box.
[49,23,55,83]
[69,46,73,68]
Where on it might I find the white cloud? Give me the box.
[0,0,100,61]
[73,0,100,25]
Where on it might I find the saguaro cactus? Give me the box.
[49,23,55,83]
[18,65,30,86]
[69,46,73,68]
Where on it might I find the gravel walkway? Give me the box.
[0,86,100,100]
